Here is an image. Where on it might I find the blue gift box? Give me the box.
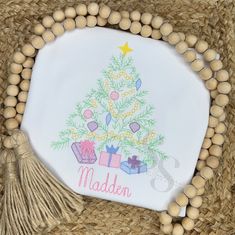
[120,160,147,175]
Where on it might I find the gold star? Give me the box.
[118,42,133,56]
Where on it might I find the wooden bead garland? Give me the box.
[3,5,231,235]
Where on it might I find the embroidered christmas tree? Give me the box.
[52,42,167,168]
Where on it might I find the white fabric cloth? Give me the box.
[21,27,210,214]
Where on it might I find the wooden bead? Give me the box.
[215,94,229,107]
[197,187,205,196]
[199,149,209,160]
[5,118,19,130]
[63,18,76,31]
[172,224,184,235]
[21,68,32,80]
[53,10,65,22]
[20,80,30,91]
[219,112,226,122]
[196,160,206,171]
[141,12,152,25]
[151,29,161,40]
[210,59,223,71]
[99,5,111,19]
[10,63,23,74]
[167,202,180,217]
[87,2,99,16]
[160,23,173,36]
[76,4,87,16]
[191,59,204,72]
[161,224,173,234]
[108,11,121,25]
[31,36,45,49]
[7,85,19,96]
[182,217,195,231]
[159,212,172,225]
[140,25,152,37]
[87,16,97,27]
[175,192,188,206]
[185,34,197,47]
[187,206,199,219]
[15,114,23,123]
[97,16,107,26]
[205,128,214,138]
[52,23,64,36]
[42,30,55,43]
[183,50,196,62]
[168,32,180,45]
[210,90,218,99]
[199,67,213,80]
[217,82,231,94]
[190,196,202,208]
[209,145,222,157]
[130,21,142,34]
[208,116,219,128]
[18,91,28,102]
[4,96,17,107]
[202,138,212,149]
[216,70,229,82]
[3,107,16,119]
[42,16,55,28]
[204,49,217,62]
[65,7,76,18]
[175,41,188,54]
[34,23,45,35]
[215,122,226,134]
[212,133,224,145]
[178,32,185,41]
[3,136,14,149]
[16,103,25,114]
[151,16,163,29]
[13,52,26,64]
[192,175,205,189]
[184,185,197,198]
[206,156,219,169]
[119,18,131,30]
[200,166,214,180]
[120,11,129,18]
[205,78,218,90]
[130,10,141,21]
[22,44,35,57]
[195,40,208,53]
[75,16,87,28]
[210,105,223,117]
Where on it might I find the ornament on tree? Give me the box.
[105,113,112,126]
[135,79,142,90]
[110,91,119,101]
[87,121,98,132]
[83,109,93,119]
[129,122,140,133]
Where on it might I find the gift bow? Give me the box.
[128,155,141,169]
[79,140,95,157]
[106,145,119,154]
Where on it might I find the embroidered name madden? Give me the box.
[78,166,132,198]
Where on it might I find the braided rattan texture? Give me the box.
[0,0,234,234]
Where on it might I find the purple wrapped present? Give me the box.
[120,155,147,174]
[71,140,97,164]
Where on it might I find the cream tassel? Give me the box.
[10,129,84,232]
[0,149,36,235]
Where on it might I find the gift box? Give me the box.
[121,155,147,174]
[71,140,97,164]
[99,145,121,168]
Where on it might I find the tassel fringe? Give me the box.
[11,130,84,232]
[0,149,36,235]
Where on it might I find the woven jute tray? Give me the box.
[0,0,234,234]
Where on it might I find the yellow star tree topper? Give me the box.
[118,42,133,56]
